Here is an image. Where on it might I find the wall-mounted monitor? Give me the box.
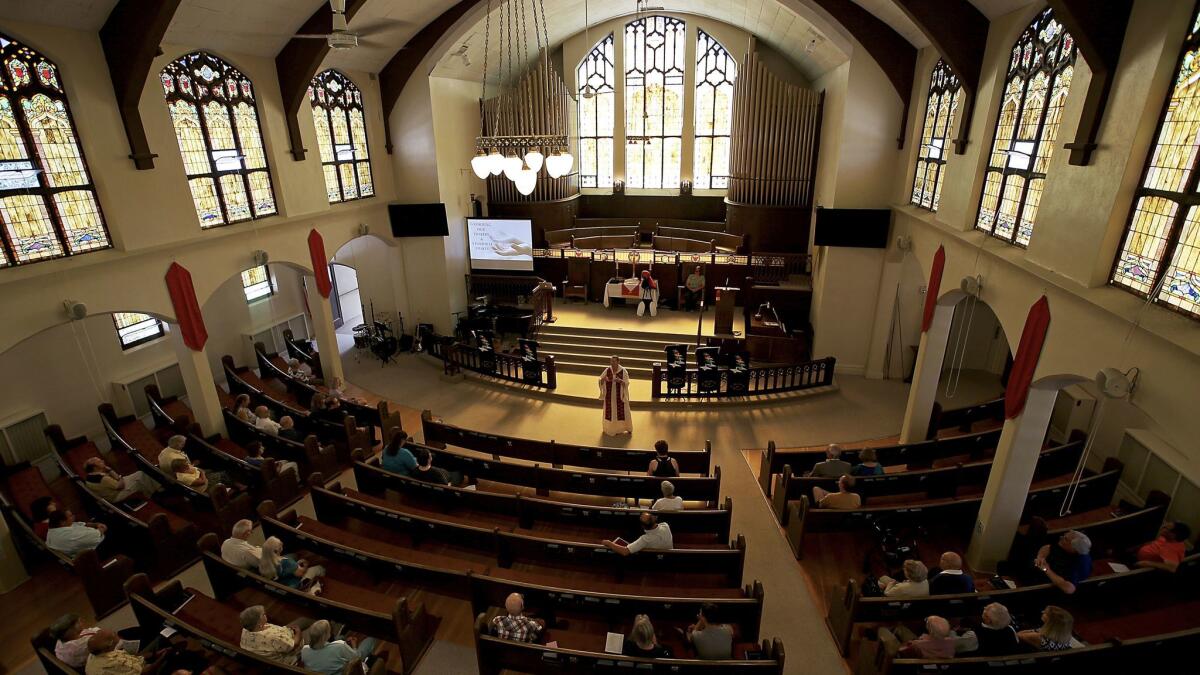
[466,218,535,272]
[813,207,891,248]
[389,202,449,237]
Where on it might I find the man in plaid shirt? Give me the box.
[491,593,545,643]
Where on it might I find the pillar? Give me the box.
[965,384,1059,572]
[899,302,954,443]
[305,277,345,385]
[0,513,29,592]
[170,329,227,436]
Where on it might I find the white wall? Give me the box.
[201,263,309,376]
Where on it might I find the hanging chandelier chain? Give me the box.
[537,0,550,58]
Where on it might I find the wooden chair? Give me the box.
[563,258,589,302]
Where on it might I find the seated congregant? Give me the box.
[851,447,884,476]
[381,430,417,476]
[243,441,300,477]
[233,394,255,424]
[652,481,683,511]
[1136,521,1191,572]
[1016,606,1075,652]
[682,265,705,311]
[158,435,191,473]
[254,406,281,435]
[84,628,162,675]
[891,615,958,660]
[239,605,309,665]
[961,603,1020,657]
[259,536,325,593]
[647,440,679,477]
[490,592,545,643]
[277,416,302,442]
[1032,530,1091,594]
[51,614,133,669]
[46,509,105,557]
[687,603,734,659]
[83,457,158,504]
[170,458,209,493]
[928,551,975,595]
[603,513,673,555]
[813,475,862,509]
[221,519,262,570]
[807,444,852,478]
[301,619,375,674]
[411,447,452,485]
[623,614,672,658]
[879,559,929,598]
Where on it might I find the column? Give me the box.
[965,384,1058,572]
[898,302,954,443]
[170,328,227,436]
[305,277,346,385]
[0,515,29,592]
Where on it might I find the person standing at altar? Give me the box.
[637,270,658,317]
[598,356,633,435]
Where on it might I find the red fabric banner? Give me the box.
[308,229,332,298]
[1005,295,1051,420]
[921,245,946,332]
[165,262,208,351]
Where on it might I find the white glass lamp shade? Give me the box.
[471,150,490,180]
[514,161,538,195]
[486,148,504,176]
[524,148,544,173]
[545,150,565,179]
[560,148,575,175]
[503,151,523,180]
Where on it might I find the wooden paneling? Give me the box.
[489,197,579,247]
[726,201,812,253]
[576,194,727,220]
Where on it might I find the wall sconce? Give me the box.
[680,180,692,196]
[613,179,625,195]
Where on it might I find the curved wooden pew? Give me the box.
[221,407,340,480]
[255,343,398,433]
[772,438,1086,524]
[123,573,387,675]
[45,425,198,578]
[196,533,433,673]
[0,463,134,617]
[351,455,733,540]
[783,459,1125,559]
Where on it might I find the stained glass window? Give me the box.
[113,312,166,349]
[912,59,961,211]
[0,33,110,267]
[1111,6,1200,318]
[694,30,737,190]
[309,70,373,203]
[975,9,1076,247]
[162,52,277,228]
[625,16,686,190]
[578,34,615,189]
[241,264,273,303]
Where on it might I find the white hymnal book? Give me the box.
[604,632,624,654]
[1108,562,1130,574]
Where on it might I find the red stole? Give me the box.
[603,368,626,421]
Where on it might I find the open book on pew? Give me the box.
[605,632,624,654]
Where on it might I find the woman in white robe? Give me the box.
[598,356,633,435]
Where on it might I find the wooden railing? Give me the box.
[430,337,557,389]
[651,357,835,399]
[749,252,811,284]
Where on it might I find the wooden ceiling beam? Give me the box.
[1047,0,1133,166]
[379,0,483,154]
[809,0,917,148]
[276,0,369,161]
[99,0,183,170]
[890,0,988,154]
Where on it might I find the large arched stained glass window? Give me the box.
[975,9,1076,247]
[0,34,110,267]
[694,29,737,190]
[578,34,615,189]
[1111,6,1200,318]
[161,52,276,229]
[309,69,373,204]
[625,16,686,190]
[912,59,961,211]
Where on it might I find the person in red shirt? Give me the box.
[1136,521,1191,572]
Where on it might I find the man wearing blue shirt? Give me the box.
[1036,530,1091,594]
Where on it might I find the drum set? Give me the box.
[352,304,402,365]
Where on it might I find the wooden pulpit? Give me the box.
[714,286,738,335]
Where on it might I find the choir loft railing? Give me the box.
[651,357,835,399]
[429,336,557,389]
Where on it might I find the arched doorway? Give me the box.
[936,296,1012,409]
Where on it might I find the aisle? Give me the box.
[340,345,914,675]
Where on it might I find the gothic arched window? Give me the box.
[578,34,615,189]
[911,59,961,211]
[0,33,110,267]
[309,69,373,203]
[975,9,1077,246]
[694,29,737,190]
[1111,6,1200,318]
[161,52,276,228]
[625,16,686,189]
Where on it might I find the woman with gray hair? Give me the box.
[300,619,378,674]
[259,536,325,594]
[652,481,684,511]
[879,559,930,598]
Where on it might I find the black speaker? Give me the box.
[389,203,449,237]
[813,207,891,248]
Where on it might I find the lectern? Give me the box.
[714,286,739,335]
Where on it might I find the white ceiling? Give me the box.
[0,0,1040,79]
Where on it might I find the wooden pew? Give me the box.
[929,397,1004,436]
[123,573,387,674]
[473,616,785,675]
[349,460,733,541]
[221,355,351,448]
[222,407,339,480]
[759,428,1005,495]
[421,410,712,473]
[45,424,199,578]
[0,463,134,617]
[783,460,1125,559]
[255,342,395,435]
[196,533,433,673]
[311,480,746,587]
[771,438,1086,524]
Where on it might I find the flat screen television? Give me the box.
[813,207,891,248]
[466,217,535,272]
[389,203,449,237]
